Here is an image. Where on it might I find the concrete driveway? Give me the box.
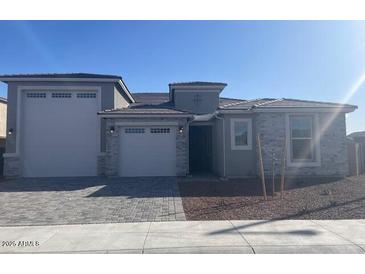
[0,220,364,253]
[0,177,185,226]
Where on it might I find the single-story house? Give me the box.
[0,73,357,178]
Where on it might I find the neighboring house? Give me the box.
[0,97,7,175]
[347,131,365,175]
[0,73,357,178]
[348,131,365,144]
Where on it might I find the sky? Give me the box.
[0,20,364,133]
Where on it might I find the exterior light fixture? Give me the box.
[179,126,184,133]
[8,128,14,135]
[109,126,115,134]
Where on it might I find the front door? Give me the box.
[189,125,213,174]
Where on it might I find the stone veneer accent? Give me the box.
[255,112,348,177]
[176,125,189,176]
[97,154,106,176]
[103,117,189,177]
[3,155,21,177]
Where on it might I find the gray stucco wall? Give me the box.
[174,90,220,114]
[5,82,17,154]
[221,114,257,177]
[255,112,348,177]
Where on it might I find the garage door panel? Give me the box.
[119,127,176,177]
[22,91,99,177]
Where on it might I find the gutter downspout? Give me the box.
[214,112,226,178]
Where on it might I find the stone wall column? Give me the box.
[3,155,21,177]
[105,119,119,176]
[176,120,189,176]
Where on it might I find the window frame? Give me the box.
[286,114,321,167]
[230,118,252,150]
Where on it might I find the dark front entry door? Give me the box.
[189,125,213,174]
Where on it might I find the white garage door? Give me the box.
[119,127,176,177]
[22,91,99,177]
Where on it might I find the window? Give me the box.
[230,118,252,150]
[26,92,46,98]
[125,128,145,134]
[290,116,314,160]
[287,114,321,167]
[150,128,170,134]
[52,92,72,98]
[77,93,96,98]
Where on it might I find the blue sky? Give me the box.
[0,21,364,133]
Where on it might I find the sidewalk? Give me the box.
[0,220,364,254]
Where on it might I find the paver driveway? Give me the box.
[0,177,185,226]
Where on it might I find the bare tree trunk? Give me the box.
[272,152,275,198]
[280,137,287,199]
[257,134,267,201]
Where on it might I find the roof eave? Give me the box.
[218,106,358,114]
[116,79,135,103]
[0,77,122,83]
[169,85,227,91]
[98,113,193,118]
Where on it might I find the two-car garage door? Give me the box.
[22,91,99,177]
[119,126,177,177]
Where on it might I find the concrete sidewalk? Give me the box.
[0,220,364,254]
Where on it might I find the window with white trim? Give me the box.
[289,115,320,164]
[230,118,252,150]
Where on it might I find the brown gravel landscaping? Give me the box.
[178,175,365,220]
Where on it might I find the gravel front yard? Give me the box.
[178,175,365,220]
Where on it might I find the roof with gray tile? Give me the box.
[219,98,357,110]
[100,108,188,115]
[132,93,170,105]
[100,93,189,115]
[99,93,357,115]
